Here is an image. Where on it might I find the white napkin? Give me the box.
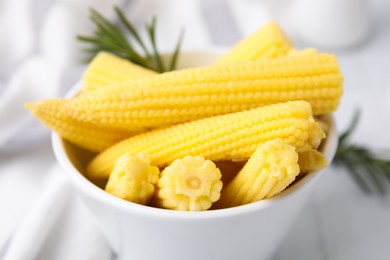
[1,166,112,260]
[40,0,125,68]
[3,172,70,260]
[0,56,62,147]
[35,189,113,260]
[0,0,35,76]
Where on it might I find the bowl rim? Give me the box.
[51,49,339,220]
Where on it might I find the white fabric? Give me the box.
[0,0,35,76]
[40,0,125,68]
[3,171,70,260]
[1,0,390,259]
[0,57,62,147]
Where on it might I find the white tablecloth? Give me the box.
[1,0,390,259]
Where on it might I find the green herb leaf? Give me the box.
[146,16,165,72]
[169,29,185,71]
[334,110,390,195]
[78,6,183,73]
[339,109,360,143]
[114,6,151,59]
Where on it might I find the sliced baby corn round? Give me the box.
[215,139,300,208]
[215,20,293,64]
[25,99,138,152]
[298,150,327,174]
[105,153,159,205]
[69,52,343,131]
[82,52,157,92]
[87,101,325,179]
[155,156,222,211]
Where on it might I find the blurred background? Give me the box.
[1,0,390,259]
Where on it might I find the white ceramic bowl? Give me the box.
[52,50,338,260]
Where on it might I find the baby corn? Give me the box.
[216,139,300,208]
[105,153,159,205]
[82,52,157,92]
[25,99,137,152]
[68,52,343,131]
[216,21,293,63]
[87,101,325,179]
[155,156,222,211]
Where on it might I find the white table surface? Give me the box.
[1,0,390,259]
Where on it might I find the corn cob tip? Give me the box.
[24,99,66,119]
[24,101,40,113]
[155,156,223,211]
[216,19,293,64]
[24,102,34,110]
[105,153,160,205]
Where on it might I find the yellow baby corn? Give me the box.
[69,52,343,131]
[155,156,222,211]
[105,153,159,205]
[87,101,325,179]
[215,21,293,64]
[25,99,138,152]
[82,52,157,92]
[215,139,300,208]
[298,150,327,174]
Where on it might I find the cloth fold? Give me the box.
[2,166,112,260]
[0,56,63,147]
[3,171,70,260]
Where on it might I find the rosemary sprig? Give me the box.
[334,111,390,195]
[77,7,184,73]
